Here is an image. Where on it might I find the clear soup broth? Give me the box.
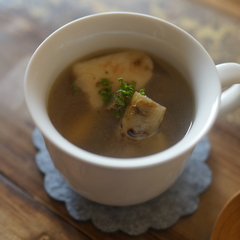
[48,49,195,158]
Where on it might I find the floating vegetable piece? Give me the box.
[72,51,153,109]
[120,92,166,139]
[112,131,168,158]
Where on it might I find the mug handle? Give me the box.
[216,63,240,118]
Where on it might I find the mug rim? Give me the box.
[24,11,220,169]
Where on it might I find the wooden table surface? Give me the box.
[1,0,240,239]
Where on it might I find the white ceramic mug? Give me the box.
[24,12,240,206]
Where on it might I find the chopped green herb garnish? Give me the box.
[98,87,113,105]
[110,78,148,118]
[139,88,145,95]
[101,78,112,86]
[96,77,147,118]
[96,78,113,105]
[108,78,137,119]
[70,81,81,95]
[115,96,125,106]
[117,78,136,99]
[96,78,112,87]
[110,105,126,119]
[71,81,79,91]
[105,71,109,74]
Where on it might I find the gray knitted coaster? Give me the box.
[32,128,211,236]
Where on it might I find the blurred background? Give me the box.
[1,0,240,62]
[1,0,240,124]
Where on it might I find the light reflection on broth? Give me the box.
[47,49,195,158]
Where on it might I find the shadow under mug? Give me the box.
[24,12,240,206]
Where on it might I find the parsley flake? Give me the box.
[96,78,113,106]
[70,81,81,95]
[139,88,145,95]
[71,81,79,91]
[117,78,136,99]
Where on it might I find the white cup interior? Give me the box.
[24,12,221,167]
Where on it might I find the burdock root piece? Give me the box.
[120,92,166,139]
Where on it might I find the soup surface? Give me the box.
[48,49,195,158]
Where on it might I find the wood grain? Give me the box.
[0,0,240,239]
[210,191,240,240]
[0,173,90,240]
